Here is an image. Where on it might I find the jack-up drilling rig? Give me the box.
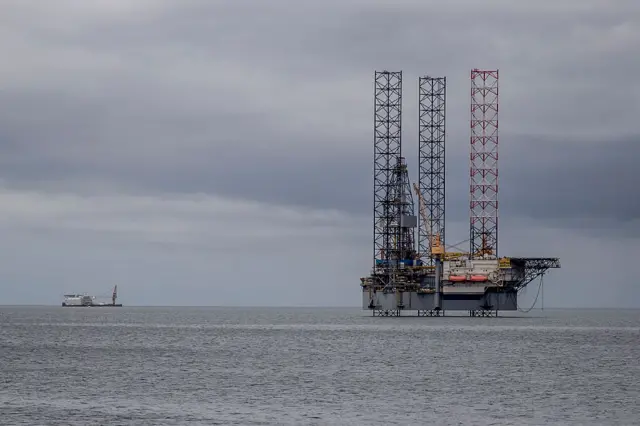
[360,70,560,317]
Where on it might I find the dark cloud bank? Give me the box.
[0,0,639,306]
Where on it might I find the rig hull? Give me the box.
[362,286,517,312]
[360,258,560,316]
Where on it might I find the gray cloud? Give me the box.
[501,137,640,223]
[0,0,638,306]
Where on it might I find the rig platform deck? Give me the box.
[361,257,560,316]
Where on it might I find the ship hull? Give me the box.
[62,303,123,307]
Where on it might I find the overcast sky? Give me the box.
[0,0,638,307]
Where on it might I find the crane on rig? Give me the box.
[412,182,444,259]
[412,182,510,268]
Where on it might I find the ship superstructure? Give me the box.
[62,294,95,306]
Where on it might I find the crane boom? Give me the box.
[412,183,444,258]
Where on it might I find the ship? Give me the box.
[62,285,122,307]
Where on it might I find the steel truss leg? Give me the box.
[469,309,499,317]
[417,309,445,317]
[373,309,401,317]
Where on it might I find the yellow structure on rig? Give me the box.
[412,182,509,265]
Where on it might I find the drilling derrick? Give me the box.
[470,69,499,258]
[385,156,417,267]
[418,76,446,265]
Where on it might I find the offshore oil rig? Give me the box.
[360,70,560,317]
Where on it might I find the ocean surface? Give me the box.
[1,307,639,425]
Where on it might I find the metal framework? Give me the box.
[470,69,499,257]
[362,68,561,318]
[509,258,561,290]
[373,71,403,272]
[387,156,416,264]
[418,76,446,265]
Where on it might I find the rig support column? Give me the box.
[434,256,442,311]
[470,69,499,258]
[418,76,446,266]
[373,71,403,288]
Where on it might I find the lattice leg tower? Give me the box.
[373,71,403,286]
[418,76,446,265]
[470,69,499,257]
